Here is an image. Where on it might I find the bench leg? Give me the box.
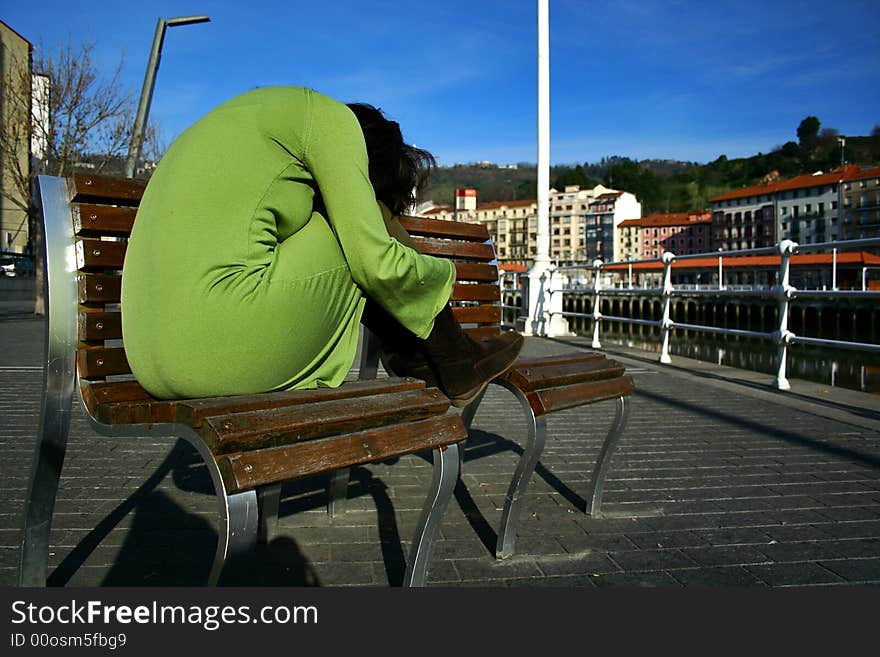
[208,488,260,585]
[258,484,282,543]
[494,380,547,560]
[18,397,74,586]
[585,396,630,516]
[460,385,489,430]
[180,433,259,585]
[402,442,460,587]
[324,327,381,518]
[327,468,350,518]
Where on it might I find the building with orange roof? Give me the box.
[617,211,712,261]
[841,165,880,240]
[420,183,642,266]
[550,184,640,264]
[709,164,880,252]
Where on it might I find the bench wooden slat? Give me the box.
[78,273,121,303]
[174,377,427,425]
[510,352,603,369]
[75,238,127,270]
[73,204,136,237]
[453,262,498,282]
[78,309,122,341]
[82,383,178,424]
[68,173,145,206]
[503,358,625,392]
[452,283,501,302]
[202,388,451,454]
[80,377,433,428]
[77,346,131,378]
[413,237,496,261]
[452,305,502,324]
[399,215,490,241]
[218,414,467,492]
[528,375,636,416]
[82,380,154,406]
[464,326,503,340]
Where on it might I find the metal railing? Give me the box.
[512,237,880,390]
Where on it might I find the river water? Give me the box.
[570,318,880,395]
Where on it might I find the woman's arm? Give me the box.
[299,89,455,338]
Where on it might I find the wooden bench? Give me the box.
[17,173,467,587]
[351,215,635,559]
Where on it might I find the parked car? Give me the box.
[14,257,35,277]
[0,254,35,277]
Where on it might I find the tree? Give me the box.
[602,158,664,213]
[0,39,157,314]
[871,124,880,161]
[797,116,821,161]
[553,164,596,190]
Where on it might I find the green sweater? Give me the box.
[121,86,454,399]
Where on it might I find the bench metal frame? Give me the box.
[338,216,634,559]
[17,175,461,587]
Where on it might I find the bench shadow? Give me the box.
[450,428,590,556]
[49,439,410,586]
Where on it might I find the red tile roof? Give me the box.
[844,165,880,182]
[423,205,452,215]
[476,199,536,210]
[619,212,711,228]
[708,164,879,203]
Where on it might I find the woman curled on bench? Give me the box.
[121,86,522,405]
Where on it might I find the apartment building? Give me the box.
[617,211,712,261]
[0,21,32,253]
[423,198,538,265]
[581,189,642,263]
[708,167,869,250]
[841,165,880,240]
[422,183,642,266]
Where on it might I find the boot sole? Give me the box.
[448,335,524,408]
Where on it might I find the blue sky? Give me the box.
[5,0,880,165]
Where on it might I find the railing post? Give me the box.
[773,239,798,390]
[591,259,603,348]
[832,247,838,291]
[659,251,675,364]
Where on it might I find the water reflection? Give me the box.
[581,320,880,395]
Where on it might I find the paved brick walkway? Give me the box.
[2,305,879,587]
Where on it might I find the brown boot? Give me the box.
[419,306,524,407]
[362,302,523,407]
[361,300,438,386]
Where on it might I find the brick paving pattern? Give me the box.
[2,304,879,587]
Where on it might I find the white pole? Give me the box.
[591,259,603,348]
[522,0,569,336]
[536,0,550,265]
[659,252,675,364]
[774,240,797,390]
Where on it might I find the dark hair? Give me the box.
[346,103,436,215]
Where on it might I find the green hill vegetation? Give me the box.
[421,117,880,215]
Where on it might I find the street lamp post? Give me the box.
[124,15,210,178]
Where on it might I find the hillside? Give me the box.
[421,119,880,215]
